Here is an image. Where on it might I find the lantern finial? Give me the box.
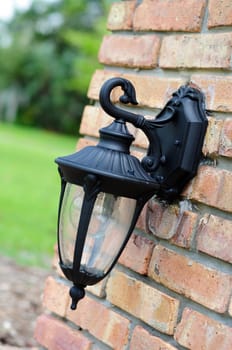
[69,285,85,310]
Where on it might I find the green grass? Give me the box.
[0,122,78,267]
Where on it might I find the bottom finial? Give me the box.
[69,284,85,310]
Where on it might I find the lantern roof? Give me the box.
[56,120,159,199]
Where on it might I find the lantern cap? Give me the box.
[99,119,135,153]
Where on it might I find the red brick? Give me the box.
[217,168,232,213]
[131,148,146,163]
[134,0,205,32]
[88,69,186,109]
[136,202,149,232]
[229,298,232,317]
[66,295,130,350]
[80,103,136,142]
[76,137,97,151]
[208,0,232,28]
[118,232,155,275]
[107,1,136,31]
[134,128,149,149]
[147,200,179,239]
[191,74,232,112]
[121,73,186,109]
[160,33,232,69]
[98,34,161,69]
[130,325,178,350]
[202,117,223,158]
[80,105,111,138]
[148,245,232,313]
[147,199,197,248]
[175,308,232,349]
[170,211,198,249]
[219,119,232,157]
[87,70,119,101]
[43,276,69,316]
[35,314,92,350]
[106,269,179,335]
[197,214,232,263]
[184,165,232,213]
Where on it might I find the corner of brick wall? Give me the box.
[35,1,232,349]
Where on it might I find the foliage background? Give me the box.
[0,0,111,134]
[0,122,78,265]
[0,0,112,266]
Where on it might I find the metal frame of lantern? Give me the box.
[55,77,208,309]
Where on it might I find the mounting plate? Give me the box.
[152,87,208,199]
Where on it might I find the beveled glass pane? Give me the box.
[59,183,84,266]
[80,193,136,277]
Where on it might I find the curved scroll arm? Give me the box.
[99,77,143,127]
[99,78,175,172]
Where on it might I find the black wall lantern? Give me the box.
[55,78,208,310]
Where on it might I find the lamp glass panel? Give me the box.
[59,183,84,267]
[80,192,136,278]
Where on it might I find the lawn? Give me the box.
[0,122,78,267]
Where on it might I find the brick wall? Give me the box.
[35,1,232,349]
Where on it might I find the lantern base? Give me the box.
[69,284,85,310]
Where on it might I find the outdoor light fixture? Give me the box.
[55,77,208,310]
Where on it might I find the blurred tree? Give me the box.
[0,0,111,134]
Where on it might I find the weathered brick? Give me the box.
[208,0,232,28]
[131,148,146,163]
[170,211,198,249]
[87,70,119,101]
[80,105,111,138]
[106,269,179,335]
[136,202,149,232]
[229,298,232,317]
[147,200,179,239]
[134,0,205,32]
[98,34,161,69]
[134,128,149,149]
[160,33,232,69]
[184,163,214,206]
[35,314,92,350]
[66,295,130,350]
[130,325,178,350]
[107,1,136,31]
[43,276,69,316]
[80,104,136,141]
[202,117,223,157]
[76,137,96,151]
[175,308,232,349]
[88,69,186,109]
[219,119,232,157]
[148,245,232,312]
[147,199,197,248]
[191,74,232,112]
[184,165,232,213]
[80,107,96,134]
[217,168,232,213]
[120,74,186,109]
[118,232,155,275]
[197,214,232,263]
